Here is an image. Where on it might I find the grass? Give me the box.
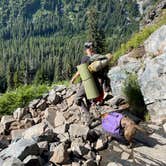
[0,85,48,115]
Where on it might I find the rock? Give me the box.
[72,162,81,166]
[1,115,15,130]
[47,89,61,105]
[55,100,68,112]
[37,141,48,154]
[57,133,70,143]
[29,99,40,109]
[113,146,122,152]
[83,159,97,166]
[45,107,57,128]
[121,152,130,160]
[138,53,166,124]
[69,124,89,138]
[84,151,96,160]
[29,108,38,118]
[23,155,42,166]
[2,158,24,166]
[53,124,68,134]
[0,158,3,165]
[11,129,25,140]
[107,96,126,107]
[0,138,39,161]
[107,162,123,166]
[36,99,47,111]
[108,61,142,96]
[163,123,166,132]
[66,95,75,107]
[54,85,66,93]
[144,25,166,55]
[0,135,9,149]
[13,108,28,120]
[95,138,107,151]
[49,142,59,153]
[71,138,89,156]
[23,123,46,139]
[118,52,141,66]
[0,123,5,135]
[54,111,66,127]
[49,143,69,164]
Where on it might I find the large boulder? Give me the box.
[0,138,39,161]
[144,25,166,55]
[108,60,142,96]
[138,53,166,123]
[49,143,69,164]
[2,158,24,166]
[23,123,46,139]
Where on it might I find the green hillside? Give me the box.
[0,0,141,93]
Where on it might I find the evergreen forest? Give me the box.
[0,0,140,93]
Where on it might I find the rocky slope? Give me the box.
[0,24,166,165]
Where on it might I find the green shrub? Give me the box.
[0,85,48,115]
[123,73,147,119]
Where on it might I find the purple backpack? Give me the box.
[102,112,124,138]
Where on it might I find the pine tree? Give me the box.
[87,7,106,54]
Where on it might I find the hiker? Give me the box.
[70,41,111,112]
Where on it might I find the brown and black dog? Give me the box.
[121,116,147,146]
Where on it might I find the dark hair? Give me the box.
[84,42,93,49]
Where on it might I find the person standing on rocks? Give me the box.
[70,42,111,112]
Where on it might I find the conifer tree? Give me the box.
[87,7,106,54]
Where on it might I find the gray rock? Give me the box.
[45,107,57,128]
[47,89,60,105]
[49,143,69,164]
[69,124,89,138]
[83,159,97,166]
[36,99,47,111]
[0,123,5,135]
[57,133,70,143]
[54,111,66,127]
[95,138,107,151]
[121,152,130,160]
[23,155,42,166]
[107,162,123,166]
[108,61,142,96]
[37,141,48,154]
[72,162,81,166]
[11,129,25,140]
[144,25,166,55]
[71,138,89,156]
[23,123,46,139]
[13,108,28,120]
[53,124,68,134]
[107,96,126,107]
[1,115,15,130]
[0,158,4,165]
[0,138,39,161]
[2,158,24,166]
[54,85,66,93]
[163,123,166,132]
[29,99,40,109]
[138,53,166,123]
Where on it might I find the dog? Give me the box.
[121,116,147,146]
[101,112,148,146]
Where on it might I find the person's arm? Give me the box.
[70,71,80,84]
